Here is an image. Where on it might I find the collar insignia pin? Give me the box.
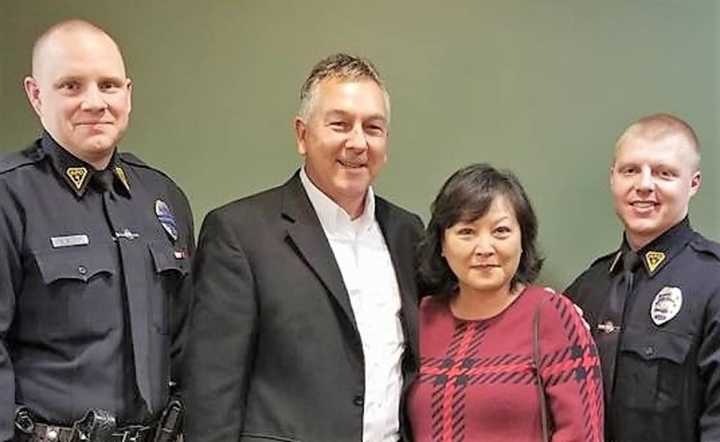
[645,251,666,273]
[114,166,130,191]
[66,167,88,191]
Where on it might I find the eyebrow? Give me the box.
[325,109,387,123]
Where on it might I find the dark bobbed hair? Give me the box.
[417,163,544,297]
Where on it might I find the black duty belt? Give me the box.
[15,400,183,442]
[22,423,155,442]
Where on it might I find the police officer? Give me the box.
[0,20,193,441]
[566,113,720,442]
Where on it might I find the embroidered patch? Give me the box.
[66,167,88,190]
[650,286,682,326]
[645,251,666,273]
[155,199,178,242]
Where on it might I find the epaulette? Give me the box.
[690,235,720,261]
[0,144,44,175]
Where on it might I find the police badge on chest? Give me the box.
[651,286,683,326]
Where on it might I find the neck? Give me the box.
[338,196,366,220]
[625,217,687,251]
[450,283,524,320]
[62,146,113,170]
[626,233,653,251]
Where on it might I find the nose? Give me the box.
[472,235,495,257]
[80,84,108,112]
[345,124,368,151]
[635,167,654,193]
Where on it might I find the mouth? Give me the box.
[76,121,113,128]
[337,159,366,169]
[470,264,500,269]
[629,201,658,209]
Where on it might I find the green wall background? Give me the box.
[1,1,718,288]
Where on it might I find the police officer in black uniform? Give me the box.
[0,20,193,442]
[566,113,720,442]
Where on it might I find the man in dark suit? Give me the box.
[183,53,424,442]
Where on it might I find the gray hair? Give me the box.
[297,53,391,122]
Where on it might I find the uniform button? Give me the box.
[77,265,87,275]
[644,345,655,356]
[353,395,364,406]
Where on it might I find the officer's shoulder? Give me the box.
[119,152,165,175]
[689,234,720,261]
[588,249,620,269]
[0,143,44,175]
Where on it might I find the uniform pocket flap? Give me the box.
[33,246,114,284]
[148,241,188,275]
[620,327,693,364]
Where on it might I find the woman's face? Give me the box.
[442,195,523,297]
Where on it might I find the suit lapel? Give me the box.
[280,173,358,330]
[376,199,419,359]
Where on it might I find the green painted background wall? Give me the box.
[1,1,717,288]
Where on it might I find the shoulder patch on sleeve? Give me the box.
[690,235,720,261]
[0,144,44,174]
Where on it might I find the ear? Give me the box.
[294,116,307,156]
[609,164,615,187]
[689,170,702,197]
[126,78,133,113]
[23,76,43,117]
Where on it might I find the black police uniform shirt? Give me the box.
[566,218,720,442]
[0,133,194,439]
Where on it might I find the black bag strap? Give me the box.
[533,298,550,442]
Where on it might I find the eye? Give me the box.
[494,226,513,237]
[365,124,386,136]
[455,226,475,236]
[658,168,676,179]
[620,166,637,176]
[329,121,349,131]
[99,80,121,91]
[58,81,80,92]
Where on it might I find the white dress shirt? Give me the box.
[300,168,405,442]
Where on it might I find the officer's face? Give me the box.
[442,196,523,299]
[24,29,132,169]
[294,78,388,217]
[611,133,701,249]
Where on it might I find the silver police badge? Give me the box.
[650,286,682,326]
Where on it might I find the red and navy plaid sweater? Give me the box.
[407,286,604,442]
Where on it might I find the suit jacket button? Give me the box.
[353,395,364,406]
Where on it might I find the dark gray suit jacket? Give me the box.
[183,172,424,442]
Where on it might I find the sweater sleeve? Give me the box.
[536,292,604,442]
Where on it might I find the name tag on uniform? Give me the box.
[50,234,89,248]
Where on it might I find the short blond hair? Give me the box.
[615,113,700,170]
[31,19,124,77]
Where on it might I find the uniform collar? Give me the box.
[610,217,694,277]
[41,131,131,197]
